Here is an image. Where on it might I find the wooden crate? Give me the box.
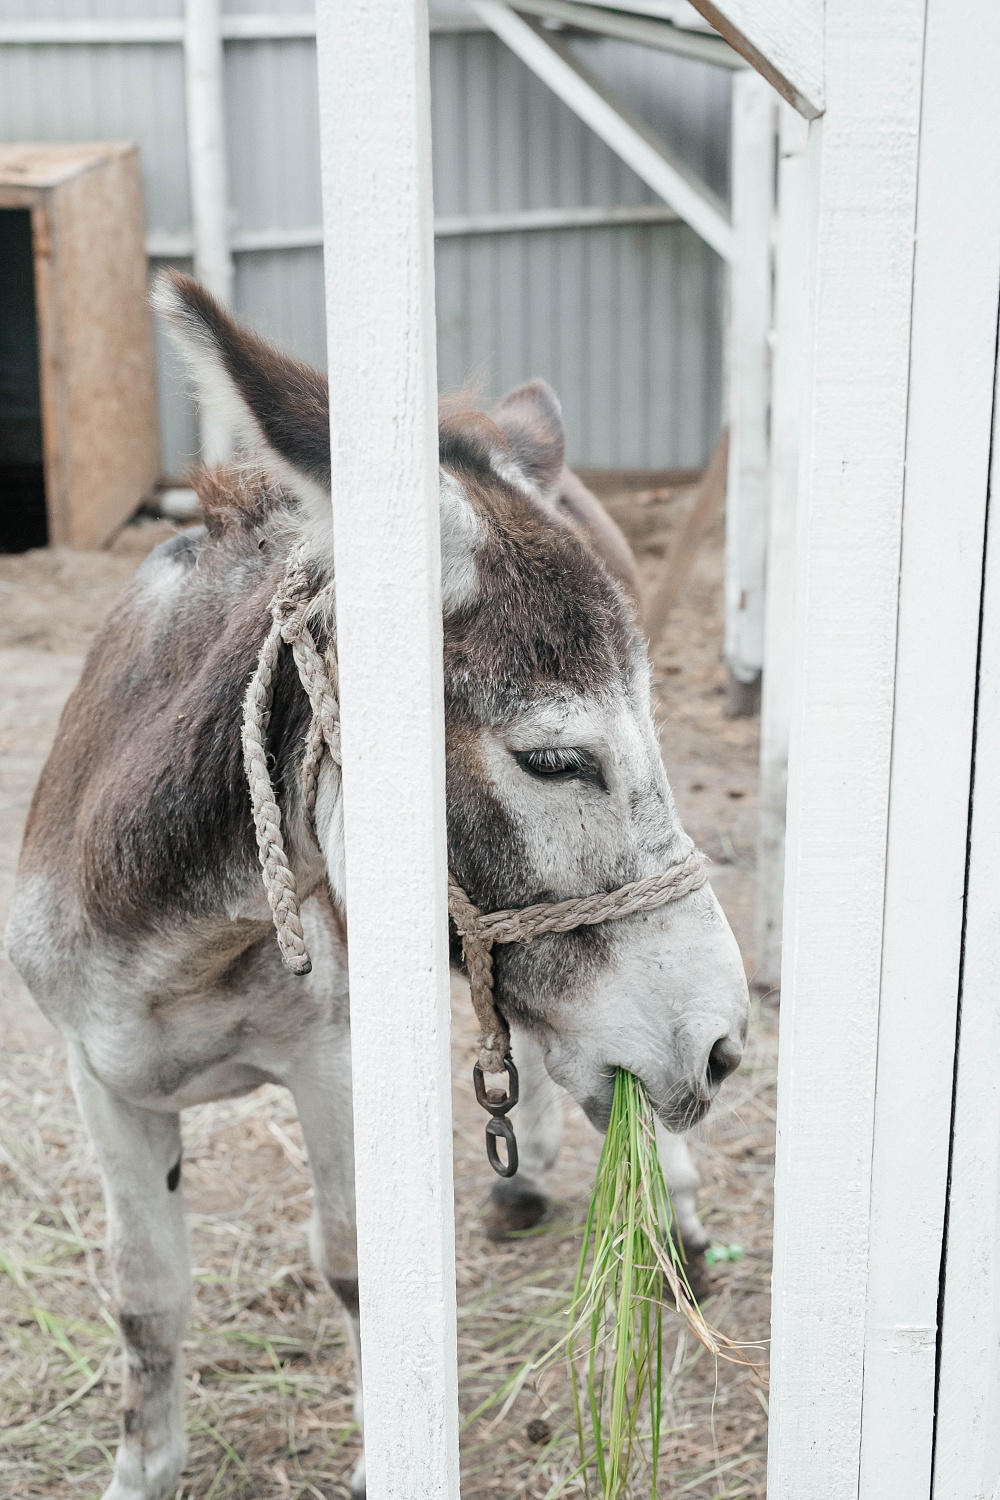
[0,142,160,549]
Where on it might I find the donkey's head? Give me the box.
[154,272,749,1133]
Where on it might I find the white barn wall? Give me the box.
[0,2,730,477]
[768,0,928,1490]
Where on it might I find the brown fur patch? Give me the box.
[161,272,331,492]
[330,1277,360,1320]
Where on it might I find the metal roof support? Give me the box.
[472,0,735,263]
[315,4,461,1500]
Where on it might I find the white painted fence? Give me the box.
[311,0,1000,1495]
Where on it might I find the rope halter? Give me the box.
[243,548,710,1169]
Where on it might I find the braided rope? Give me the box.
[448,850,708,1073]
[242,547,338,976]
[246,550,709,1073]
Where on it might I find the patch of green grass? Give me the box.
[553,1072,756,1499]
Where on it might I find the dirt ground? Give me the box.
[0,489,776,1499]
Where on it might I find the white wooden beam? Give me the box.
[472,0,735,262]
[923,1,1000,1485]
[723,68,775,698]
[755,100,808,990]
[685,0,823,120]
[184,0,232,307]
[184,0,234,463]
[768,0,926,1492]
[435,202,678,235]
[856,0,1000,1487]
[934,361,1000,1497]
[0,14,319,42]
[314,2,460,1498]
[511,0,745,67]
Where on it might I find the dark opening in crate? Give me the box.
[0,208,46,552]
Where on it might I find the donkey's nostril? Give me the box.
[706,1036,743,1088]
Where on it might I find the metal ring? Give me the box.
[472,1056,519,1116]
[485,1115,518,1178]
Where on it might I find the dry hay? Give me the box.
[0,988,774,1499]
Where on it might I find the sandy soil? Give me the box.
[0,494,775,1499]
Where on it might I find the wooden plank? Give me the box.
[724,68,774,695]
[933,353,1000,1496]
[0,140,127,189]
[686,0,824,120]
[857,0,1000,1488]
[755,101,808,988]
[472,0,736,262]
[930,15,1000,1484]
[314,2,461,1498]
[767,1,927,1493]
[52,146,160,547]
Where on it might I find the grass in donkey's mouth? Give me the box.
[541,1070,759,1498]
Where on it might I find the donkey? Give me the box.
[6,272,749,1500]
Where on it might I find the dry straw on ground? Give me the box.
[0,991,775,1499]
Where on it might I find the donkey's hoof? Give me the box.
[484,1182,547,1241]
[350,1454,366,1499]
[101,1437,186,1500]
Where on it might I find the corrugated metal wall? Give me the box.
[0,2,729,476]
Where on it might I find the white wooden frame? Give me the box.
[686,1,1000,1496]
[253,0,1000,1490]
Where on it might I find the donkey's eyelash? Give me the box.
[515,747,604,786]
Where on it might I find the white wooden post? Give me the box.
[314,3,461,1498]
[724,69,774,710]
[856,0,1000,1489]
[184,0,234,461]
[755,100,807,987]
[768,1,927,1492]
[925,8,1000,1490]
[934,365,1000,1497]
[857,0,1000,1488]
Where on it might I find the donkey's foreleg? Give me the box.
[67,1043,190,1500]
[484,1026,562,1240]
[289,1043,365,1498]
[655,1122,709,1254]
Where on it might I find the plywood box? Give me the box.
[0,143,160,550]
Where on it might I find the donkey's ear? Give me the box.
[439,471,484,614]
[491,378,566,496]
[152,270,330,511]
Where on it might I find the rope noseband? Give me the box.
[243,548,709,1174]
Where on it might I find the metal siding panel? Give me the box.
[0,42,190,229]
[0,1,181,18]
[224,37,322,233]
[0,16,726,478]
[427,31,725,465]
[150,264,200,473]
[233,246,326,369]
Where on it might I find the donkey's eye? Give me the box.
[515,747,598,783]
